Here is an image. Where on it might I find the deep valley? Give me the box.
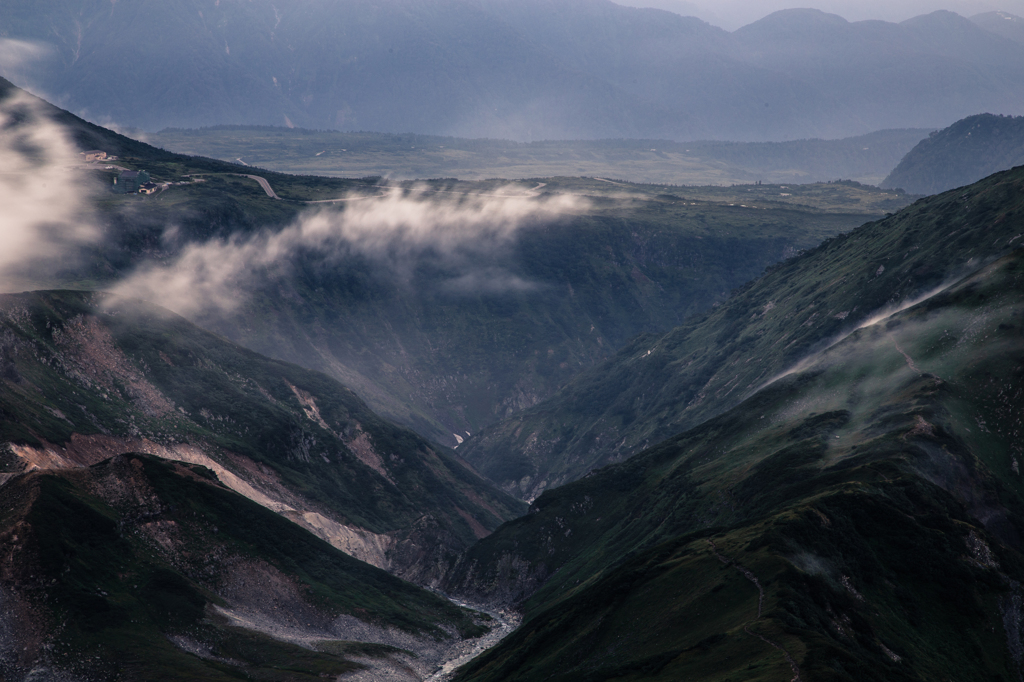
[1,16,1024,679]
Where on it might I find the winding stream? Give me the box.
[424,600,520,682]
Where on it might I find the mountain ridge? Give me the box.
[0,453,495,680]
[0,76,905,451]
[4,1,1024,140]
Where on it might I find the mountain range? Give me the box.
[3,50,1024,681]
[148,125,934,186]
[3,1,1024,140]
[970,10,1024,43]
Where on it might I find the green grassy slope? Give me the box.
[0,290,525,581]
[459,164,1024,500]
[883,114,1024,195]
[445,248,1024,681]
[0,454,485,681]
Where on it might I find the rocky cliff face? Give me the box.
[0,290,525,586]
[0,454,493,680]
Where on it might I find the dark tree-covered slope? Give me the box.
[883,113,1024,195]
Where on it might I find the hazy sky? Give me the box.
[616,0,1024,29]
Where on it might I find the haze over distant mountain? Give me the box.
[883,113,1024,195]
[150,125,932,186]
[626,0,1024,29]
[971,10,1024,42]
[3,0,1024,141]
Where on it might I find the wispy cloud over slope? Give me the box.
[0,91,99,291]
[112,186,587,315]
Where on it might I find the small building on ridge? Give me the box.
[113,170,150,194]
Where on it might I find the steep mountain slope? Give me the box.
[0,290,525,584]
[883,113,1024,195]
[732,9,1024,135]
[0,454,491,681]
[0,76,172,162]
[4,1,1024,140]
[444,243,1024,682]
[460,164,1024,500]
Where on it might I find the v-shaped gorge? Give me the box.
[0,70,893,451]
[459,164,1024,501]
[5,70,1024,680]
[443,205,1024,682]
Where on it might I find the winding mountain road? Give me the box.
[239,173,280,199]
[235,174,547,203]
[233,173,388,203]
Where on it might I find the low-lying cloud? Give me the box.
[112,186,587,315]
[0,91,100,291]
[0,38,54,90]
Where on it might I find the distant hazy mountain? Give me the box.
[611,0,721,25]
[3,1,1024,140]
[971,10,1024,43]
[883,113,1024,194]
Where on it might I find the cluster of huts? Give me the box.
[112,169,157,194]
[81,150,157,194]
